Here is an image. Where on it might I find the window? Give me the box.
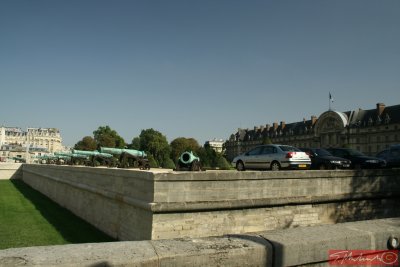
[247,147,263,156]
[261,146,274,154]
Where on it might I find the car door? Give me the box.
[260,146,274,169]
[243,146,263,169]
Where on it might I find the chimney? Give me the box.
[273,122,278,131]
[280,121,286,130]
[376,103,385,116]
[260,125,265,131]
[254,126,259,132]
[311,115,317,125]
[303,118,306,123]
[266,124,270,130]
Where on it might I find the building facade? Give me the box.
[204,139,225,153]
[0,126,63,153]
[225,103,400,161]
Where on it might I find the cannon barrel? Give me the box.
[100,147,147,158]
[176,151,201,171]
[54,152,73,157]
[72,150,113,158]
[179,151,200,165]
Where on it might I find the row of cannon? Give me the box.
[36,147,150,170]
[36,147,202,171]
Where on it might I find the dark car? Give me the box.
[326,148,386,169]
[376,145,400,168]
[299,148,351,170]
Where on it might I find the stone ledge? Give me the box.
[259,217,400,266]
[1,218,399,267]
[0,236,271,267]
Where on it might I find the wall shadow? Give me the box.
[10,179,115,244]
[329,169,400,223]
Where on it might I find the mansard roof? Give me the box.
[348,104,400,127]
[230,103,400,142]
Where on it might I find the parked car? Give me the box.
[376,144,400,168]
[299,148,351,170]
[232,144,311,171]
[326,148,386,169]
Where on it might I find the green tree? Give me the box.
[137,128,171,167]
[196,146,216,168]
[74,136,97,151]
[93,126,125,149]
[214,155,231,170]
[162,157,176,169]
[196,146,232,169]
[170,137,200,161]
[147,154,159,168]
[129,137,141,150]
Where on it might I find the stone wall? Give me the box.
[0,163,22,180]
[21,165,400,240]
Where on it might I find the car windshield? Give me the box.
[314,149,332,156]
[279,145,301,152]
[347,149,365,156]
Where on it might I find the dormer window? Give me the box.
[368,117,374,126]
[384,113,391,124]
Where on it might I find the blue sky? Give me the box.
[1,0,399,147]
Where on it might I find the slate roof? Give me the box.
[230,104,400,142]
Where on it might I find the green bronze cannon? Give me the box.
[11,157,26,163]
[71,150,115,167]
[54,151,88,166]
[175,151,202,171]
[100,147,150,169]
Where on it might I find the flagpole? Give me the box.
[329,92,331,111]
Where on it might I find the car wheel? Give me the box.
[270,161,281,171]
[236,161,245,171]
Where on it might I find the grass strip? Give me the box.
[0,180,115,249]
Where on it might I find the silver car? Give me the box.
[232,144,311,171]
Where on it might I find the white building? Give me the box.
[204,139,225,153]
[0,126,63,153]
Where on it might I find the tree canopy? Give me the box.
[132,128,171,168]
[74,136,97,151]
[170,137,200,161]
[93,126,125,149]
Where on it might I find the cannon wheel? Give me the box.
[190,160,201,171]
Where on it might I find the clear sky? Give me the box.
[1,0,399,147]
